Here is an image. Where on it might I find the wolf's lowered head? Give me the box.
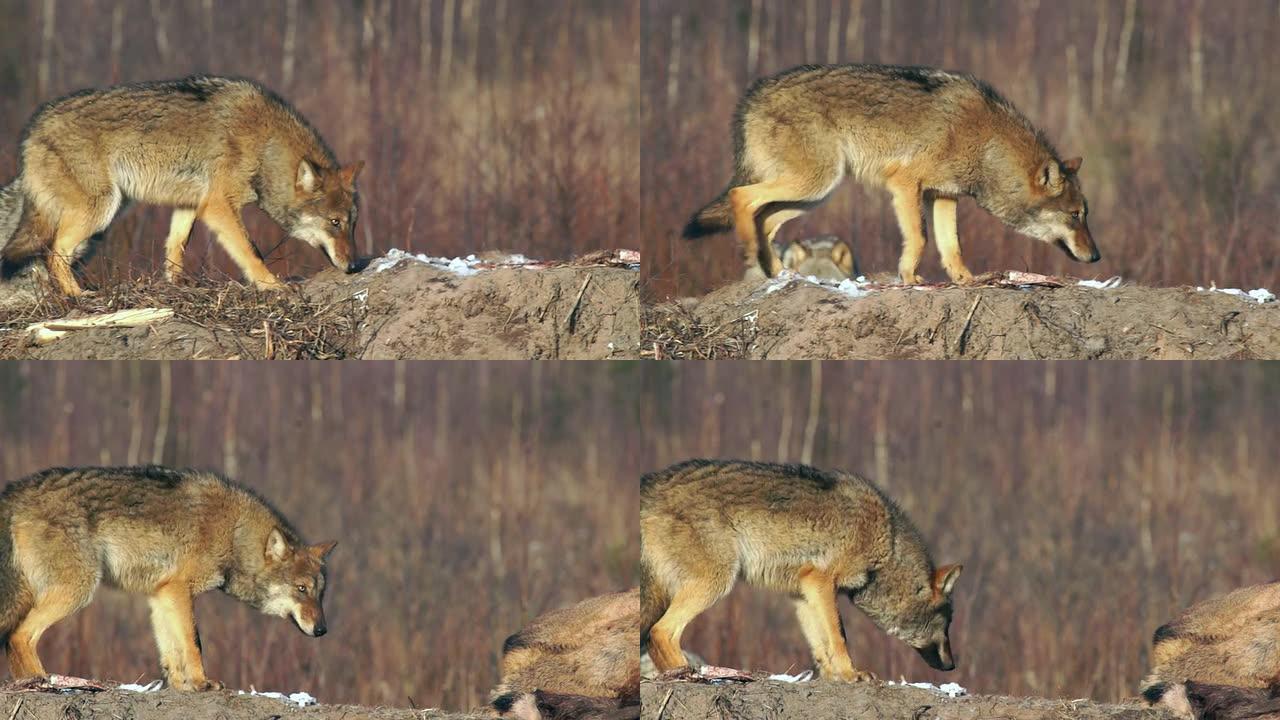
[1016,156,1099,265]
[852,563,962,671]
[253,528,337,637]
[288,159,364,273]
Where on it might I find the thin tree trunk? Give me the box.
[151,362,171,464]
[800,361,822,465]
[282,0,298,85]
[1112,0,1137,100]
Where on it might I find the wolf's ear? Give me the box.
[831,241,854,275]
[1062,157,1083,175]
[339,161,364,189]
[785,239,809,264]
[266,528,290,562]
[934,564,963,597]
[1036,159,1063,193]
[297,160,319,193]
[310,540,338,561]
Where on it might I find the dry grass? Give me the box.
[0,274,365,359]
[643,0,1280,298]
[642,362,1280,703]
[0,362,642,711]
[640,302,755,360]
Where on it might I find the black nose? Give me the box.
[313,623,327,637]
[346,260,358,273]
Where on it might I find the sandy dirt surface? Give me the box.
[644,274,1280,360]
[641,679,1177,720]
[0,252,640,360]
[0,687,486,720]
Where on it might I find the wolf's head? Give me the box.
[1012,157,1099,265]
[288,159,364,273]
[257,528,337,637]
[776,236,857,281]
[853,563,962,671]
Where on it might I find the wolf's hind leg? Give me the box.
[149,583,222,691]
[886,177,927,285]
[729,171,840,279]
[6,587,92,678]
[930,196,973,284]
[794,567,874,682]
[44,212,100,297]
[164,209,198,282]
[648,582,726,674]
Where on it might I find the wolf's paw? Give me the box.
[191,678,224,691]
[252,276,288,292]
[897,273,922,286]
[828,667,877,682]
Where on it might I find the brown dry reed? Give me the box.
[0,362,642,711]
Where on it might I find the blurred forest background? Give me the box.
[0,0,638,287]
[0,362,641,710]
[641,361,1280,702]
[643,0,1280,297]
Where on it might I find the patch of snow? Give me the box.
[888,681,968,698]
[1078,276,1123,289]
[365,249,537,276]
[1195,284,1276,304]
[118,681,163,692]
[238,689,318,707]
[767,670,815,683]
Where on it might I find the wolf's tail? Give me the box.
[0,178,54,276]
[0,497,31,645]
[682,169,754,240]
[639,559,668,653]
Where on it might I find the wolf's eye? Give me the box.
[1070,211,1081,221]
[330,218,341,228]
[296,584,308,594]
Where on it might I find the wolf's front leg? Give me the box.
[930,196,975,284]
[197,196,286,291]
[794,567,877,682]
[149,584,224,691]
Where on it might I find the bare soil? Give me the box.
[641,679,1177,720]
[643,275,1280,359]
[0,687,485,720]
[0,254,640,360]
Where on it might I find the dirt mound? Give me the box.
[644,274,1280,359]
[0,687,482,720]
[0,252,640,359]
[641,680,1175,720]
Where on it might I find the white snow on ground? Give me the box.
[1195,284,1276,304]
[118,680,163,692]
[239,689,318,707]
[767,670,815,682]
[365,249,516,276]
[887,681,968,698]
[118,683,317,707]
[1077,276,1123,289]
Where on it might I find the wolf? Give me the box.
[772,235,856,282]
[1141,582,1280,718]
[684,64,1099,283]
[640,459,961,681]
[0,465,336,690]
[489,588,640,719]
[0,75,364,296]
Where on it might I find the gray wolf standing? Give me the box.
[684,64,1098,283]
